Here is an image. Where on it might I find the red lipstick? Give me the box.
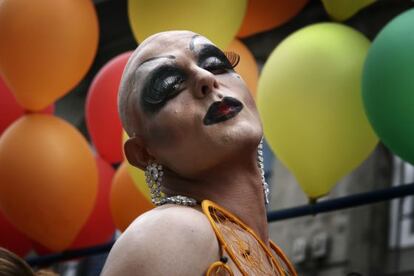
[203,97,243,126]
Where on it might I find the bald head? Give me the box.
[118,30,213,137]
[118,30,262,176]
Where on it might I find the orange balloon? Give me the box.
[0,0,99,111]
[110,163,153,232]
[237,0,309,37]
[0,114,98,251]
[226,39,259,98]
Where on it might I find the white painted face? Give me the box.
[122,31,263,177]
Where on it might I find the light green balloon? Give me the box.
[258,23,378,199]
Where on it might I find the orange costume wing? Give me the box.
[202,200,297,276]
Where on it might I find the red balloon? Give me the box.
[39,105,54,115]
[69,156,115,249]
[0,76,22,134]
[0,76,54,135]
[0,211,32,257]
[86,52,132,164]
[32,241,52,255]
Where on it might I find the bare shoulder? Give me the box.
[101,205,219,276]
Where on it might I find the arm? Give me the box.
[101,206,220,276]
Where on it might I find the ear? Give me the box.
[124,137,152,170]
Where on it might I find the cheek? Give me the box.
[144,109,180,149]
[146,121,176,148]
[229,74,256,107]
[223,72,249,93]
[146,104,198,151]
[245,92,258,113]
[232,76,262,124]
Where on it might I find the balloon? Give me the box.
[32,241,52,256]
[226,39,259,98]
[0,77,22,134]
[127,165,152,203]
[0,76,54,135]
[128,0,247,49]
[362,9,414,165]
[0,211,32,257]
[0,0,99,111]
[69,156,115,249]
[0,114,98,251]
[257,23,378,199]
[110,163,153,232]
[321,0,375,21]
[237,0,308,37]
[86,52,132,164]
[122,131,152,202]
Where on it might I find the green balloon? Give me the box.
[362,8,414,164]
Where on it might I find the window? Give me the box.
[389,157,414,248]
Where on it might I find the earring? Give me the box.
[145,162,164,205]
[258,139,270,205]
[145,161,197,206]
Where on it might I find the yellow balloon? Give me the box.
[226,39,259,98]
[128,0,247,49]
[122,131,152,202]
[257,23,378,199]
[127,164,151,202]
[321,0,375,21]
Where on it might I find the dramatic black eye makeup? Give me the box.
[141,65,186,112]
[140,43,240,113]
[197,44,240,74]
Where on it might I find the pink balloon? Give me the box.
[86,52,132,164]
[69,156,115,249]
[0,76,54,135]
[0,210,32,257]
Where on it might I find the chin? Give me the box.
[216,119,263,149]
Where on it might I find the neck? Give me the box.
[162,152,269,243]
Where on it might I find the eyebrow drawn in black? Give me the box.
[189,34,200,51]
[138,55,176,68]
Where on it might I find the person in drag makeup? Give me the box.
[102,30,297,276]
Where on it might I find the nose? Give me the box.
[193,68,219,99]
